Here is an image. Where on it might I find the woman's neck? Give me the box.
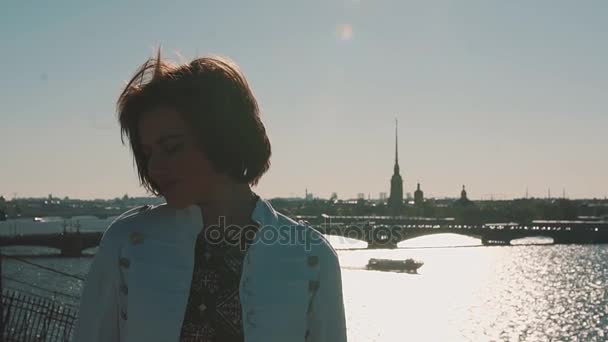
[197,183,257,228]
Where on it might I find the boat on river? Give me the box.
[366,258,424,273]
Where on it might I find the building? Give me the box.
[305,188,313,201]
[461,185,468,201]
[379,192,388,202]
[414,183,424,205]
[388,119,404,214]
[454,185,473,207]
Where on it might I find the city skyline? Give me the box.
[2,1,607,200]
[0,184,602,202]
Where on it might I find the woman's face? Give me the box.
[138,107,221,208]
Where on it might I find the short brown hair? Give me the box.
[117,51,271,195]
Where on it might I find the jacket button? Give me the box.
[119,257,130,268]
[130,232,144,245]
[242,277,254,296]
[121,310,128,320]
[246,309,256,326]
[120,284,128,295]
[307,256,319,267]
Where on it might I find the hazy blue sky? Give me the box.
[1,0,607,200]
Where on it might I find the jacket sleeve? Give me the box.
[71,228,121,342]
[308,246,347,342]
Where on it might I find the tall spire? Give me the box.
[395,118,399,165]
[393,118,400,175]
[388,118,404,215]
[461,185,467,200]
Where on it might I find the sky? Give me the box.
[1,0,607,200]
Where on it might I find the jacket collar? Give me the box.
[172,195,278,232]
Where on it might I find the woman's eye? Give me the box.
[164,143,184,154]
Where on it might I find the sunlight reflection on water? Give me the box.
[2,220,607,341]
[330,234,608,341]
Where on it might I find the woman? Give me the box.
[72,52,347,342]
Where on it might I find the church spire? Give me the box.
[388,118,404,215]
[395,118,399,164]
[414,182,424,205]
[394,118,400,174]
[396,119,398,162]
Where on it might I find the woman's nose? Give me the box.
[147,153,170,178]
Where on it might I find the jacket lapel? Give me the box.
[125,206,200,341]
[240,199,316,341]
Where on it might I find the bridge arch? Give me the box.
[510,236,554,245]
[0,245,63,254]
[397,232,483,248]
[81,246,100,255]
[396,230,483,243]
[322,234,369,249]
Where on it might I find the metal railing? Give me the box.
[2,289,77,342]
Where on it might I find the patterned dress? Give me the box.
[179,198,259,342]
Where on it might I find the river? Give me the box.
[1,218,607,341]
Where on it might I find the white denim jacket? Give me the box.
[72,197,347,342]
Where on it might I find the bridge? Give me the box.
[0,232,103,257]
[299,215,608,248]
[1,217,607,255]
